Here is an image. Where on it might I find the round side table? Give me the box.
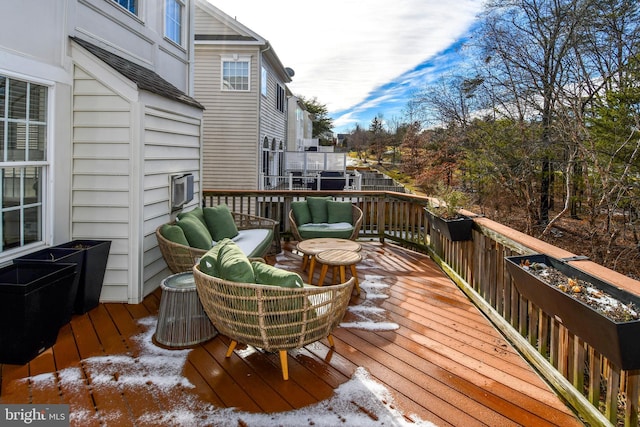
[315,249,362,295]
[154,272,218,348]
[296,238,361,284]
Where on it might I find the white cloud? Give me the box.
[207,0,483,117]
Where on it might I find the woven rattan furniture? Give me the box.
[193,264,355,380]
[154,272,218,348]
[296,238,361,284]
[289,204,363,242]
[156,211,277,274]
[315,249,362,295]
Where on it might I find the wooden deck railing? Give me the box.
[202,189,640,426]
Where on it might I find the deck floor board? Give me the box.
[0,240,584,426]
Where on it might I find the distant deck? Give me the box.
[0,241,582,426]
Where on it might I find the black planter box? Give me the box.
[14,248,84,326]
[505,254,640,370]
[53,240,111,314]
[0,262,77,365]
[425,208,473,242]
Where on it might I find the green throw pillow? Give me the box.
[160,223,189,246]
[327,201,353,224]
[306,196,331,223]
[217,239,255,283]
[176,215,213,250]
[177,207,205,224]
[203,204,239,241]
[291,201,312,225]
[198,239,230,277]
[252,261,304,288]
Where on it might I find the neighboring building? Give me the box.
[194,0,293,190]
[1,0,203,303]
[286,95,314,152]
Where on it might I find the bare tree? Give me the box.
[479,0,592,227]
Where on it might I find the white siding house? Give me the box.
[194,0,293,190]
[1,0,204,304]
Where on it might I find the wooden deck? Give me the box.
[0,241,584,426]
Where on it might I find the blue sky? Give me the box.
[207,0,484,134]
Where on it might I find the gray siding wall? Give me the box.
[260,61,287,145]
[195,44,260,190]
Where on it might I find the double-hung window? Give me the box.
[222,56,250,91]
[165,0,184,45]
[113,0,137,15]
[0,75,48,253]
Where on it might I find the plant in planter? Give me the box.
[505,254,640,370]
[425,187,474,241]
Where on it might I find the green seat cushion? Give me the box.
[216,239,255,283]
[252,262,304,288]
[203,204,239,241]
[306,196,331,223]
[160,223,189,246]
[327,201,353,224]
[291,201,312,225]
[177,207,205,225]
[176,215,213,250]
[298,223,354,240]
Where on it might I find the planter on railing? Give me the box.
[52,240,111,314]
[14,247,84,326]
[505,254,640,370]
[0,262,78,364]
[425,208,473,242]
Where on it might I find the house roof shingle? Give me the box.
[71,37,204,110]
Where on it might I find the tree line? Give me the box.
[344,0,640,269]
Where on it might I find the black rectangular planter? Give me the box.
[505,254,640,370]
[0,262,77,364]
[14,248,84,326]
[425,208,473,242]
[53,240,111,314]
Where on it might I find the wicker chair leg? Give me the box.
[327,335,335,348]
[226,340,238,358]
[279,350,289,380]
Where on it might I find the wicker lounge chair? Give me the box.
[193,264,355,380]
[289,203,363,241]
[156,211,277,274]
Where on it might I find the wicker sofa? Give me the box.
[156,207,277,274]
[289,197,363,241]
[192,239,355,380]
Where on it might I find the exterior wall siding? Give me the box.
[72,65,131,303]
[195,45,260,189]
[142,105,202,297]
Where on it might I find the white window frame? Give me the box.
[164,0,185,46]
[0,72,52,260]
[111,0,138,16]
[221,55,251,92]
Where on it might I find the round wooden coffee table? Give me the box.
[296,238,361,284]
[315,249,362,294]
